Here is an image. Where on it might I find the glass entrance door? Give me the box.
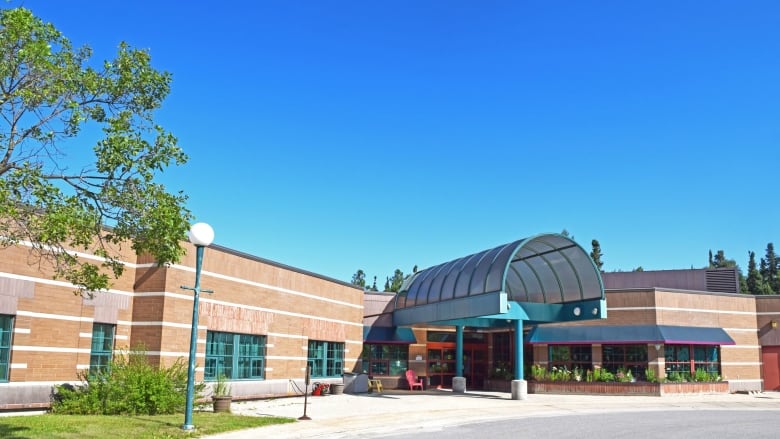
[427,345,456,388]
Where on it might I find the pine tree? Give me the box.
[746,251,761,294]
[350,269,366,288]
[763,243,779,294]
[590,239,604,271]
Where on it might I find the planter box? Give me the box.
[527,381,729,396]
[483,379,513,393]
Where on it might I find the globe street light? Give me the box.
[181,222,214,431]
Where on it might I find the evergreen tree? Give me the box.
[350,269,366,288]
[760,243,779,294]
[746,251,761,294]
[387,269,405,292]
[710,250,737,269]
[590,239,604,271]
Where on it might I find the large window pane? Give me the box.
[665,344,721,378]
[309,340,345,378]
[89,323,115,375]
[206,331,265,380]
[361,344,409,376]
[549,345,591,370]
[602,344,648,378]
[0,315,13,382]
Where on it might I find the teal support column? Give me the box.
[456,325,464,376]
[514,319,524,380]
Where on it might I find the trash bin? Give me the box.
[343,372,369,394]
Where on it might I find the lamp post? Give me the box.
[181,222,214,431]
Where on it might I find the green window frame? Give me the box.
[205,331,266,380]
[89,323,115,375]
[308,340,344,378]
[361,344,409,376]
[0,314,13,382]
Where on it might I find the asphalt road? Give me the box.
[375,410,780,439]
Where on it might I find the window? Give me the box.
[361,344,408,376]
[0,314,13,382]
[205,331,266,380]
[492,332,513,378]
[665,344,720,379]
[549,345,592,371]
[308,340,344,378]
[89,323,115,375]
[602,345,648,378]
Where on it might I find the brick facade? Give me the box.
[0,241,362,409]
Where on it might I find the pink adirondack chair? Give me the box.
[406,369,424,391]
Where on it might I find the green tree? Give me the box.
[0,8,190,295]
[350,269,366,288]
[745,251,772,295]
[590,239,604,271]
[760,243,779,294]
[387,268,404,292]
[710,250,737,269]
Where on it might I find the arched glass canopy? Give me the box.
[393,233,606,327]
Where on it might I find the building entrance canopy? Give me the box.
[393,234,606,327]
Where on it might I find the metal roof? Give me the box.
[393,233,605,326]
[526,324,736,345]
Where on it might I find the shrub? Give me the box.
[692,368,721,382]
[616,367,633,383]
[666,371,689,382]
[51,345,202,415]
[644,367,657,383]
[530,364,547,381]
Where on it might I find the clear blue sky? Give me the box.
[15,0,780,284]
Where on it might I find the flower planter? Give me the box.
[212,396,233,413]
[483,379,513,393]
[527,381,729,396]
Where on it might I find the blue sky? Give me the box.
[15,1,779,284]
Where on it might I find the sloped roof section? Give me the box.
[396,233,604,310]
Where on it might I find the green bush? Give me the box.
[644,367,657,383]
[51,346,202,415]
[530,364,547,381]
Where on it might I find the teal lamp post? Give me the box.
[181,222,214,431]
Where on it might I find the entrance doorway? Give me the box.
[762,346,780,390]
[426,331,488,389]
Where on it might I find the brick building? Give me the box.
[363,268,780,393]
[0,240,362,410]
[3,232,780,410]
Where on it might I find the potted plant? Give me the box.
[212,374,232,413]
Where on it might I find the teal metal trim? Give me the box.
[393,291,507,326]
[456,325,464,377]
[514,319,524,380]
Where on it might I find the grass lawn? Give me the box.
[0,412,295,438]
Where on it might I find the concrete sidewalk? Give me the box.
[205,389,780,438]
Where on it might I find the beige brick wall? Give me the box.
[1,238,364,407]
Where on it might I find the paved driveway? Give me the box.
[206,390,780,438]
